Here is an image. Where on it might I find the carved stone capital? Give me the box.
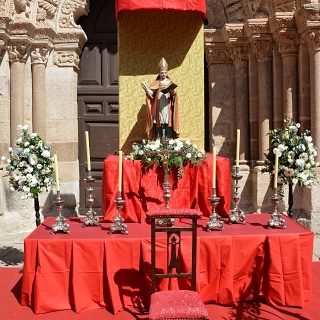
[0,37,7,58]
[275,33,299,56]
[58,0,89,29]
[205,44,232,65]
[244,19,270,38]
[295,4,320,33]
[31,46,51,64]
[227,44,249,63]
[269,12,295,33]
[222,23,245,41]
[303,30,320,51]
[251,39,274,60]
[8,41,31,63]
[53,50,79,69]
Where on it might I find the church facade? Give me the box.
[0,0,319,234]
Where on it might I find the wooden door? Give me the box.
[77,0,118,215]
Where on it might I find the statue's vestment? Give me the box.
[145,79,180,139]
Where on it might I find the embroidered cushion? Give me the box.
[149,290,209,320]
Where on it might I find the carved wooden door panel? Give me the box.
[77,0,118,215]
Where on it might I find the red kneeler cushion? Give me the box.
[149,290,209,320]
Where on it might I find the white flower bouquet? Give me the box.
[2,125,56,199]
[126,138,207,179]
[262,119,317,191]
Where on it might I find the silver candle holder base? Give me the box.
[268,189,286,229]
[229,166,246,225]
[82,172,101,228]
[51,191,70,235]
[109,193,128,235]
[207,188,224,232]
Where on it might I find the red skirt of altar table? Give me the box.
[101,153,231,223]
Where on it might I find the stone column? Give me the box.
[227,44,250,163]
[31,46,51,139]
[250,40,273,164]
[8,42,30,144]
[272,45,283,129]
[304,30,320,163]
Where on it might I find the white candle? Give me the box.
[212,147,216,188]
[54,154,60,192]
[236,129,240,167]
[85,131,91,171]
[274,149,279,189]
[118,151,122,192]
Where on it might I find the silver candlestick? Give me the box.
[206,187,224,231]
[268,188,286,229]
[82,171,101,227]
[109,191,128,234]
[229,166,246,225]
[51,191,70,235]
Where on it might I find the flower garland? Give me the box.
[126,138,207,179]
[1,125,56,199]
[262,119,317,191]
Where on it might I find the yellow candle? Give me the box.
[85,131,91,171]
[118,151,122,192]
[236,129,240,167]
[274,149,279,189]
[54,154,60,192]
[212,147,216,188]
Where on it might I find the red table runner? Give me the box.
[101,153,231,223]
[21,214,313,314]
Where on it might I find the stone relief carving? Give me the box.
[303,31,320,51]
[59,0,89,29]
[36,0,59,26]
[205,0,227,29]
[205,47,232,64]
[53,50,79,69]
[272,0,296,12]
[10,0,32,19]
[276,34,299,55]
[0,0,6,13]
[251,40,273,59]
[8,42,30,63]
[227,45,249,62]
[31,46,51,64]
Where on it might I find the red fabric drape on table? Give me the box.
[115,0,206,20]
[101,154,231,223]
[21,214,313,315]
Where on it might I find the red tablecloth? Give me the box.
[115,0,206,20]
[21,214,313,314]
[101,154,231,223]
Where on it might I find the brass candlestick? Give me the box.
[229,166,246,225]
[51,191,70,235]
[82,171,100,227]
[268,188,286,229]
[206,187,224,231]
[109,191,128,234]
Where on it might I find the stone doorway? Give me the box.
[77,0,119,215]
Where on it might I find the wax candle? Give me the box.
[236,129,240,167]
[274,149,279,189]
[85,131,91,171]
[212,147,216,188]
[118,150,122,192]
[54,154,60,191]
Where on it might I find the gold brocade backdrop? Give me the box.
[118,11,204,154]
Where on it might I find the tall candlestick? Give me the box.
[118,151,122,192]
[85,131,91,171]
[54,154,60,191]
[274,149,279,189]
[212,147,216,188]
[236,129,240,167]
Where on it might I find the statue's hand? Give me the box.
[141,82,154,99]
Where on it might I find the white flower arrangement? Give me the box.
[127,138,207,179]
[2,125,56,199]
[262,119,318,191]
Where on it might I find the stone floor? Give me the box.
[0,230,320,267]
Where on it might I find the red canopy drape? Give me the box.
[115,0,206,20]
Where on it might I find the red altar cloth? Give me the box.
[101,154,231,223]
[115,0,206,20]
[21,214,313,315]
